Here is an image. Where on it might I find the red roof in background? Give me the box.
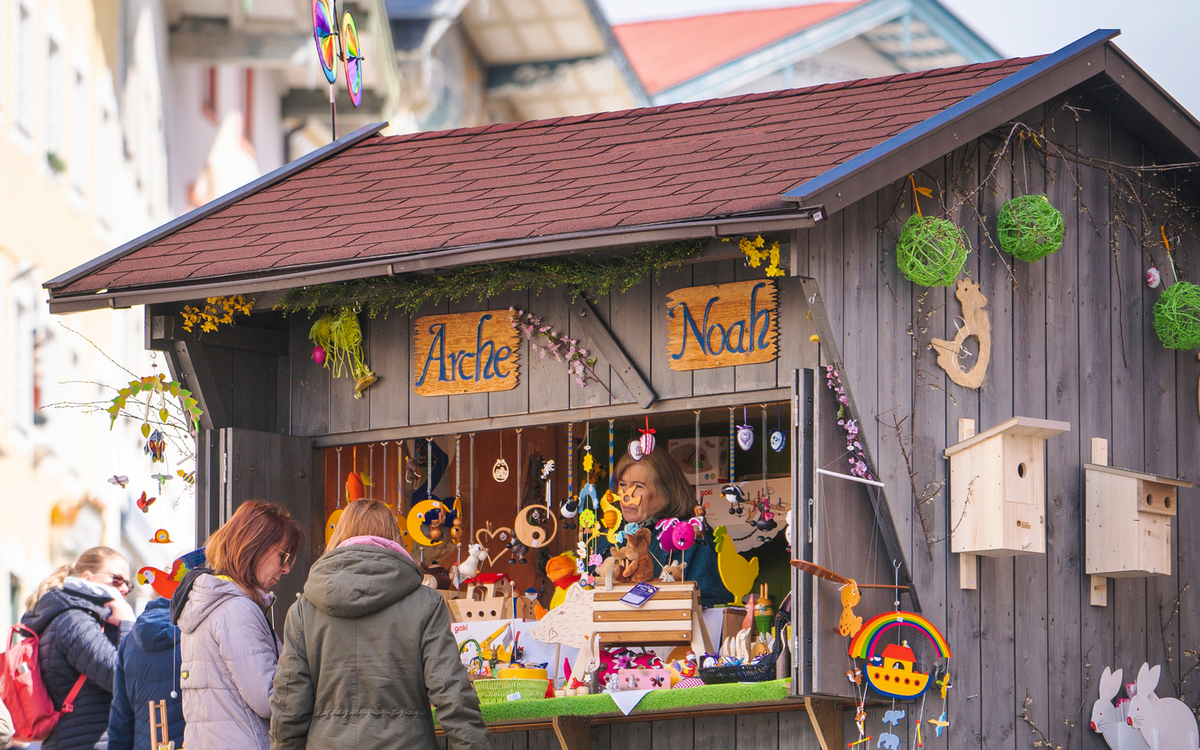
[58,56,1039,297]
[613,3,863,95]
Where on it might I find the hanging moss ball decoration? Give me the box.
[1153,281,1200,350]
[997,194,1064,262]
[896,214,969,287]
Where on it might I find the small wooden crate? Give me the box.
[591,581,713,656]
[944,417,1070,589]
[1085,438,1191,601]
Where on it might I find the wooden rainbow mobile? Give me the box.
[848,611,951,701]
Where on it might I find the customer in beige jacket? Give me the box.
[171,502,303,750]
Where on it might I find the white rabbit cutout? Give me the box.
[1126,663,1199,750]
[1091,666,1150,750]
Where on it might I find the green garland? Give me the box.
[276,239,707,319]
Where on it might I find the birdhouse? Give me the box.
[943,417,1071,589]
[1085,438,1191,606]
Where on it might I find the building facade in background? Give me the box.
[0,0,193,625]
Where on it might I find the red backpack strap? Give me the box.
[59,673,88,714]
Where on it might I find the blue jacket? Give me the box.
[21,579,133,750]
[594,522,733,608]
[107,599,184,750]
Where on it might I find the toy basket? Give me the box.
[699,597,791,685]
[472,677,549,704]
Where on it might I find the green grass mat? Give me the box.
[458,679,791,724]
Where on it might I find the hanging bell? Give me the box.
[736,424,754,451]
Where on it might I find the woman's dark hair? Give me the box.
[613,448,695,522]
[206,501,303,607]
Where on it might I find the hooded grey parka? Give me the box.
[270,541,488,750]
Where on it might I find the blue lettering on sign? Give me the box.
[415,314,512,386]
[668,282,772,360]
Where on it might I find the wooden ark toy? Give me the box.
[1085,438,1191,606]
[943,417,1071,589]
[450,573,515,622]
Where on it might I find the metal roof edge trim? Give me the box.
[47,208,823,315]
[781,28,1119,206]
[44,122,389,292]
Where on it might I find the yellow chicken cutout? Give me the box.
[837,580,863,637]
[713,526,759,606]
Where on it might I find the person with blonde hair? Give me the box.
[271,498,488,750]
[21,546,136,750]
[170,501,303,750]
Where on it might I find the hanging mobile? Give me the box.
[450,435,464,544]
[723,408,745,516]
[493,431,510,482]
[325,447,345,544]
[736,406,754,450]
[560,423,578,528]
[629,415,656,460]
[770,402,787,453]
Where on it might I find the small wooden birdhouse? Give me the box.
[943,417,1071,589]
[1085,438,1191,606]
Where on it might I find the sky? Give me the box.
[596,0,1200,118]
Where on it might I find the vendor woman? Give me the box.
[594,449,733,608]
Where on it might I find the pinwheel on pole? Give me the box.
[312,0,364,139]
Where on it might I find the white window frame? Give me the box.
[92,74,118,240]
[41,3,64,177]
[10,0,35,147]
[68,37,88,206]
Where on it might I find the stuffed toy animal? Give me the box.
[616,528,655,584]
[660,561,687,583]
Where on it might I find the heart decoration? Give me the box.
[475,523,514,567]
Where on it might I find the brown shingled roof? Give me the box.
[59,55,1040,297]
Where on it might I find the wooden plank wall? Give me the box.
[803,96,1200,750]
[288,272,817,437]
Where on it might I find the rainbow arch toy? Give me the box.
[849,611,951,700]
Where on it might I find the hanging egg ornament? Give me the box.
[1147,265,1162,289]
[627,440,644,460]
[638,428,656,456]
[770,429,787,453]
[312,345,327,365]
[736,423,754,451]
[493,458,510,483]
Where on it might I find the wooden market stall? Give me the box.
[47,29,1200,750]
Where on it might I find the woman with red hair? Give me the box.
[170,501,303,750]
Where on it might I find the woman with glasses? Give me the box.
[270,498,488,750]
[21,546,137,750]
[171,501,303,750]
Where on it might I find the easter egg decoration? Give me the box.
[312,345,326,365]
[1147,265,1162,289]
[493,431,510,483]
[737,424,754,451]
[627,440,643,461]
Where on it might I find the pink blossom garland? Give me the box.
[510,307,611,393]
[824,365,875,481]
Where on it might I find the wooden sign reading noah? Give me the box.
[666,279,778,371]
[412,310,520,396]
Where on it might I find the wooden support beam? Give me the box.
[150,314,289,356]
[804,697,843,750]
[551,715,590,750]
[172,340,228,430]
[561,290,657,408]
[799,277,921,612]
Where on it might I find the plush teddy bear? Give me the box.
[616,528,655,584]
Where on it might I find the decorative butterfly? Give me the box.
[107,475,129,488]
[144,429,167,463]
[136,492,157,513]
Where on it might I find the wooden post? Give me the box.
[805,696,843,750]
[1090,438,1109,606]
[552,715,591,750]
[958,419,978,590]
